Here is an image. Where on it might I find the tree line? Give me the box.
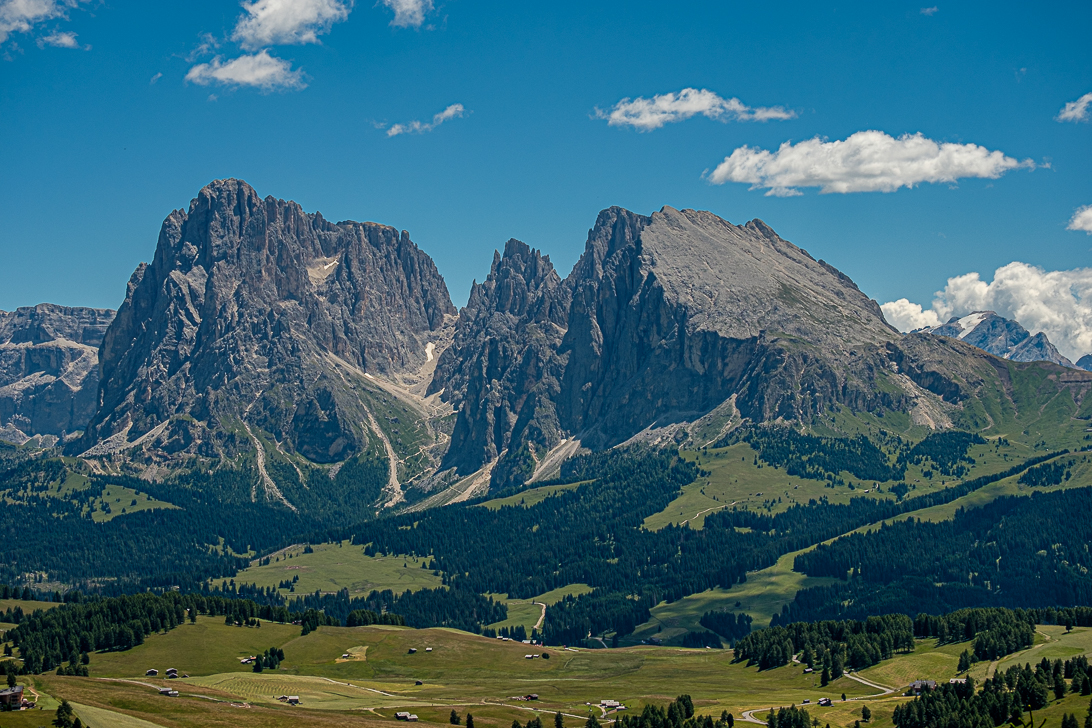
[780,488,1092,622]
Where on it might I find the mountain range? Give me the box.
[922,311,1080,369]
[4,179,1092,510]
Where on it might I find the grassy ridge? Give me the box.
[228,542,443,598]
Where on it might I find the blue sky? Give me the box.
[1,0,1090,352]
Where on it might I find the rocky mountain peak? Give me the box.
[79,179,455,475]
[925,311,1074,368]
[0,304,115,443]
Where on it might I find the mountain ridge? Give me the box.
[2,178,1084,511]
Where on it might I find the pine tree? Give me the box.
[53,699,75,728]
[467,714,475,728]
[861,706,871,722]
[451,710,461,725]
[958,650,972,673]
[586,714,601,728]
[821,667,830,687]
[6,672,15,688]
[555,712,564,728]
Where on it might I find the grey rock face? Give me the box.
[430,239,571,485]
[78,179,455,466]
[926,312,1074,368]
[557,206,899,449]
[0,304,115,442]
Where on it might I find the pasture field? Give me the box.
[27,612,1092,728]
[89,482,179,522]
[228,541,443,597]
[0,597,59,614]
[629,549,840,641]
[89,617,302,677]
[478,482,586,511]
[487,584,594,632]
[648,430,1066,530]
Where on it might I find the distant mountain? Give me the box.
[923,311,1074,368]
[75,179,455,507]
[39,179,1090,508]
[0,304,115,444]
[1077,355,1092,372]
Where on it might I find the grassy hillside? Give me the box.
[26,611,1092,728]
[228,541,443,598]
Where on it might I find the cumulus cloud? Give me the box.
[233,0,351,49]
[0,0,87,45]
[386,103,466,136]
[880,299,942,332]
[708,130,1034,195]
[920,6,938,15]
[37,29,80,47]
[596,88,795,131]
[1056,93,1092,123]
[881,262,1092,360]
[1068,205,1092,234]
[185,50,305,91]
[380,0,432,28]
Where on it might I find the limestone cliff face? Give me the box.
[0,304,115,443]
[79,179,454,466]
[429,239,571,486]
[556,206,901,449]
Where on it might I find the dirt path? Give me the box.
[533,602,546,631]
[738,673,896,724]
[843,672,897,696]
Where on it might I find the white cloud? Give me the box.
[708,130,1034,195]
[880,299,942,331]
[920,6,938,15]
[149,72,162,84]
[387,103,466,136]
[882,262,1092,360]
[0,0,87,45]
[597,88,796,131]
[380,0,432,28]
[1056,93,1092,123]
[1068,205,1092,234]
[185,50,305,91]
[233,0,351,50]
[37,29,80,48]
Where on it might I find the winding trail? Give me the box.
[737,673,896,724]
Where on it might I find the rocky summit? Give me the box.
[0,304,115,444]
[43,180,1092,508]
[925,311,1074,368]
[76,179,455,505]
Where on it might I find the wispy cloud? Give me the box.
[708,130,1033,195]
[1056,93,1092,123]
[185,50,305,91]
[882,262,1092,360]
[380,0,432,28]
[233,0,352,50]
[37,29,82,48]
[0,0,88,46]
[597,88,795,131]
[920,6,938,16]
[386,103,467,136]
[149,72,163,84]
[1068,205,1092,234]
